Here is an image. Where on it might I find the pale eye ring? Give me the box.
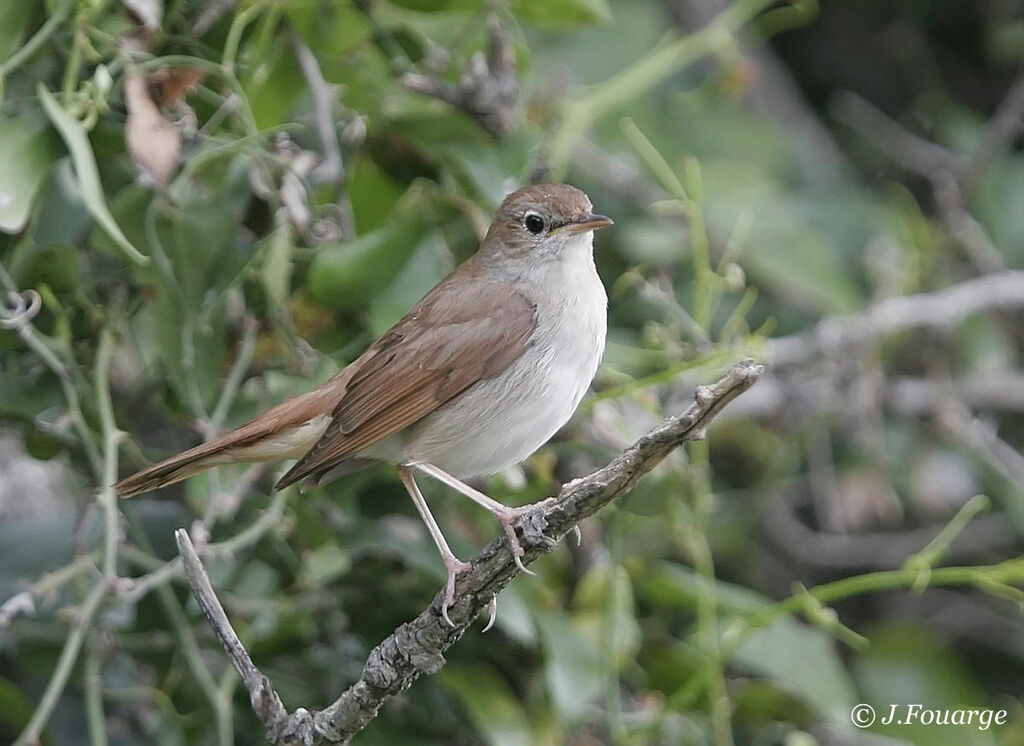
[524,211,546,234]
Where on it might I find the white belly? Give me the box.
[400,240,606,477]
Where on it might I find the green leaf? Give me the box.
[852,624,1000,744]
[510,0,612,27]
[536,611,604,721]
[367,230,450,336]
[440,664,533,746]
[36,84,149,265]
[307,184,436,309]
[0,0,38,61]
[732,615,857,727]
[639,563,858,725]
[0,110,58,233]
[261,223,294,310]
[301,543,352,587]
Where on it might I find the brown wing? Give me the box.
[274,259,536,488]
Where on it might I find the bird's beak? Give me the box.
[556,213,614,234]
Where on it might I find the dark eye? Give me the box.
[524,213,546,234]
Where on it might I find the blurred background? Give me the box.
[2,0,1024,744]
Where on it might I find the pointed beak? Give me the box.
[557,213,614,234]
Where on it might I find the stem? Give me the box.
[95,329,123,580]
[13,582,107,746]
[0,262,103,478]
[84,637,109,746]
[546,0,773,175]
[682,439,733,746]
[0,0,74,79]
[62,8,88,103]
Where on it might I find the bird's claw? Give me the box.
[497,510,536,576]
[482,594,498,632]
[440,557,473,627]
[570,524,581,546]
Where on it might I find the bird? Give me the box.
[116,183,613,625]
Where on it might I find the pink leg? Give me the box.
[412,463,557,575]
[397,467,471,627]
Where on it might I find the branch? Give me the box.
[401,16,519,138]
[767,270,1024,368]
[176,359,763,744]
[833,90,1005,272]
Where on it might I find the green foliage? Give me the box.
[2,0,1024,745]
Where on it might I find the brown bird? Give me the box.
[117,183,612,625]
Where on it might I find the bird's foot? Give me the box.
[440,555,473,628]
[492,496,559,575]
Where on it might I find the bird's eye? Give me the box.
[524,212,546,235]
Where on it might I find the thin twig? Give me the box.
[0,551,101,629]
[14,329,124,746]
[176,360,763,744]
[963,72,1024,192]
[13,582,108,746]
[401,16,519,138]
[176,530,291,738]
[291,33,345,186]
[0,262,103,479]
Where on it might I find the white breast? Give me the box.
[401,231,607,478]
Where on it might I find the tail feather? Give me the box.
[115,372,351,497]
[115,444,229,497]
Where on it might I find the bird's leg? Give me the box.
[413,463,558,575]
[397,467,471,627]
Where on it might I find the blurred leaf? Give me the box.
[36,84,149,265]
[0,0,38,60]
[302,543,352,587]
[0,110,58,233]
[705,182,864,314]
[639,563,857,725]
[367,230,450,335]
[307,184,436,309]
[510,0,612,27]
[975,154,1024,265]
[852,624,1000,744]
[732,616,856,728]
[440,664,532,746]
[572,563,641,670]
[0,358,63,421]
[0,513,77,601]
[261,223,294,309]
[0,675,34,738]
[536,611,604,721]
[9,242,81,295]
[91,183,150,257]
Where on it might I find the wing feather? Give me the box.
[275,260,535,488]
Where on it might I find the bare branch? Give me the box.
[964,72,1024,193]
[832,90,1005,272]
[401,17,518,137]
[176,359,763,744]
[175,530,296,740]
[291,34,345,187]
[832,90,964,180]
[767,271,1024,368]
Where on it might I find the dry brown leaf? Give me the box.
[125,71,181,188]
[156,68,205,105]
